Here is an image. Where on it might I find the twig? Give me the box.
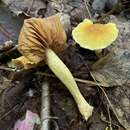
[41,82,50,130]
[36,72,109,87]
[101,118,120,127]
[75,77,109,87]
[0,66,17,72]
[107,105,112,130]
[0,104,18,120]
[90,72,123,126]
[51,119,60,130]
[83,0,92,19]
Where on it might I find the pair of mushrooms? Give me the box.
[12,13,118,121]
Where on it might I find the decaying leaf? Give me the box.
[0,76,11,94]
[91,48,130,86]
[108,15,130,50]
[12,14,67,69]
[1,0,46,16]
[0,3,23,43]
[102,85,130,130]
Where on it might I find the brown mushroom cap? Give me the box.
[17,14,67,66]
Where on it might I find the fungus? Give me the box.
[12,14,93,121]
[72,19,118,56]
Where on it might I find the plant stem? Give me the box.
[46,48,93,121]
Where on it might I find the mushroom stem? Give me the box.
[95,49,103,58]
[46,48,93,121]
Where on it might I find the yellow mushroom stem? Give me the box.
[95,49,103,58]
[12,48,93,120]
[46,48,93,120]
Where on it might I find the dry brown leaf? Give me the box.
[13,14,67,69]
[108,15,130,51]
[1,0,46,17]
[91,48,130,87]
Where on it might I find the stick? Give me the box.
[36,72,109,87]
[41,82,50,130]
[83,0,92,19]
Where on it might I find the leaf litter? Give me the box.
[0,2,24,43]
[1,0,46,17]
[91,15,130,129]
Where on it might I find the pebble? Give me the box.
[92,0,107,12]
[92,0,118,12]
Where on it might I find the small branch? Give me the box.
[83,0,92,19]
[41,82,50,130]
[0,104,18,120]
[107,105,112,130]
[90,72,123,126]
[36,72,109,87]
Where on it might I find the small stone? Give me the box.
[60,13,71,35]
[92,0,107,12]
[28,89,34,97]
[92,0,118,13]
[106,0,118,10]
[70,8,83,23]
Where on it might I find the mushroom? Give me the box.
[12,14,93,121]
[72,19,118,56]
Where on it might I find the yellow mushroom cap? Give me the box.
[72,19,118,50]
[12,56,35,69]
